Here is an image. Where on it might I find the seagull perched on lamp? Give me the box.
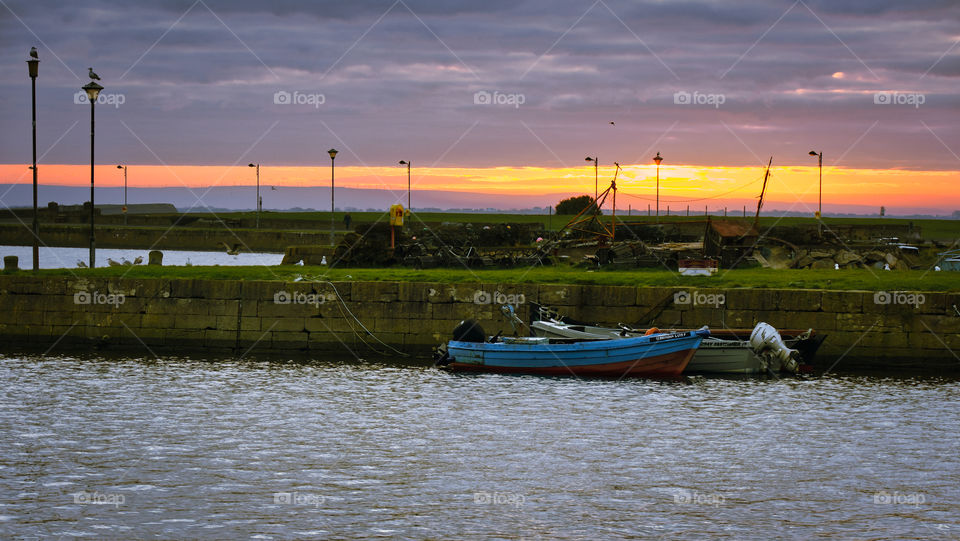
[88,67,101,80]
[30,47,38,59]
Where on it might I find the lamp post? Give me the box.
[82,81,103,268]
[27,49,39,272]
[808,150,822,219]
[585,156,598,203]
[248,163,260,228]
[399,160,411,210]
[328,149,338,246]
[653,151,663,223]
[116,165,127,225]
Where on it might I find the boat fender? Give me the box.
[644,327,659,336]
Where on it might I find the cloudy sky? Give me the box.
[1,0,958,213]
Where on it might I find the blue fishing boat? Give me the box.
[436,319,708,378]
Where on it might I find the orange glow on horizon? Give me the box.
[1,163,957,211]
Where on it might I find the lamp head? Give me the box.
[809,150,819,156]
[82,81,103,101]
[399,160,408,165]
[117,165,123,169]
[248,163,256,168]
[585,156,595,162]
[328,148,338,160]
[653,152,663,165]
[27,58,39,78]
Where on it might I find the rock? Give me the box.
[148,250,163,266]
[3,255,18,272]
[795,255,814,268]
[864,250,885,262]
[834,250,862,265]
[810,258,835,269]
[884,253,898,266]
[809,250,833,259]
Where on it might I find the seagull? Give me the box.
[76,259,88,268]
[30,47,38,59]
[270,186,277,191]
[107,258,122,267]
[132,256,143,265]
[88,67,101,80]
[219,242,242,256]
[609,121,615,125]
[834,263,839,270]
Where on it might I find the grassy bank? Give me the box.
[29,265,959,292]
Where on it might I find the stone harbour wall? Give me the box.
[0,275,957,371]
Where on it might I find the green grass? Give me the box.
[33,265,959,291]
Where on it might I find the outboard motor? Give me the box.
[453,319,486,343]
[750,322,800,374]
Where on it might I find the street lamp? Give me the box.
[328,148,338,246]
[82,80,103,268]
[248,163,260,228]
[808,150,822,219]
[116,165,127,225]
[398,160,411,211]
[653,151,663,223]
[585,156,598,202]
[27,48,39,272]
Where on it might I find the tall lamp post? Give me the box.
[116,165,127,225]
[653,151,663,223]
[399,160,411,210]
[248,163,260,228]
[808,150,822,219]
[27,48,39,272]
[82,80,103,268]
[328,149,338,246]
[585,156,598,203]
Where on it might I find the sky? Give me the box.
[1,0,959,214]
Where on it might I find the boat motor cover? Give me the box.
[453,319,486,343]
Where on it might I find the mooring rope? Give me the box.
[320,280,411,357]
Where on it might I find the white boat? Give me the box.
[529,319,822,375]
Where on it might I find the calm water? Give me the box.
[1,354,957,540]
[0,245,281,269]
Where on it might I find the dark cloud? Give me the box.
[0,0,958,172]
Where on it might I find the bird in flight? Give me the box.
[88,67,101,80]
[29,47,38,59]
[609,121,615,126]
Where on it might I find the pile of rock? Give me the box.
[791,248,915,270]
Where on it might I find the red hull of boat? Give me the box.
[446,349,695,378]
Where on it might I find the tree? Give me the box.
[556,195,599,215]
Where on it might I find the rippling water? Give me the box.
[1,354,957,539]
[0,245,281,269]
